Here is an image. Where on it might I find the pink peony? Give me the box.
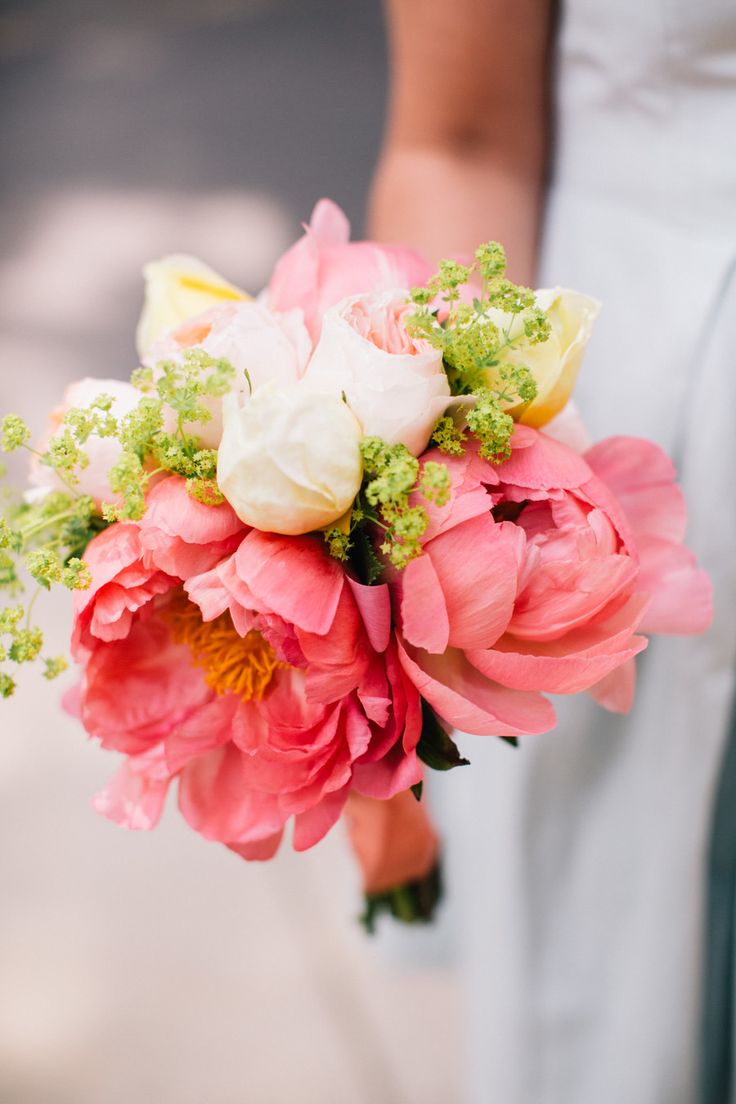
[71,485,423,859]
[267,199,432,340]
[394,426,711,723]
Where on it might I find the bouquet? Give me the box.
[0,200,711,929]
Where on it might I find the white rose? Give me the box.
[484,288,600,428]
[144,301,312,448]
[217,384,363,535]
[304,290,453,456]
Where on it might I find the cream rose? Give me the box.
[304,290,453,456]
[217,384,363,535]
[484,288,600,428]
[144,301,312,448]
[29,378,140,507]
[136,254,247,356]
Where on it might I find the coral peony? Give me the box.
[71,477,245,656]
[71,492,423,859]
[394,426,711,723]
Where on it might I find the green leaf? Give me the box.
[351,526,384,586]
[416,701,470,772]
[498,735,518,748]
[410,780,423,802]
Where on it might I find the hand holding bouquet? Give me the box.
[0,200,711,927]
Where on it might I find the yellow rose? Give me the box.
[136,254,247,356]
[484,288,600,429]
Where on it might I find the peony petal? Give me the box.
[292,783,350,851]
[92,746,171,831]
[228,832,284,861]
[141,475,244,544]
[351,746,423,800]
[234,530,345,635]
[81,618,212,754]
[587,656,637,713]
[509,554,638,641]
[346,577,391,653]
[467,594,648,695]
[494,429,593,491]
[425,516,524,651]
[398,640,556,738]
[586,436,687,544]
[636,536,713,635]
[400,552,450,654]
[165,695,239,773]
[178,743,287,842]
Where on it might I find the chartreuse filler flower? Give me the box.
[0,199,711,929]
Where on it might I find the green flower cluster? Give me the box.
[325,437,451,578]
[406,241,551,461]
[0,483,97,696]
[112,350,235,518]
[0,350,236,695]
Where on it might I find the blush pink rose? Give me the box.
[266,198,432,340]
[29,378,141,507]
[143,300,312,448]
[305,290,455,456]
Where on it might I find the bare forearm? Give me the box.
[369,147,545,285]
[368,0,554,285]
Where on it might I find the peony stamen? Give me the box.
[164,590,283,700]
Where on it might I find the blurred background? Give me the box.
[0,2,461,1101]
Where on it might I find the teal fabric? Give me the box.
[701,696,736,1104]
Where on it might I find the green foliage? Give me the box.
[416,702,470,771]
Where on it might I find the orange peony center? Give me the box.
[164,591,283,700]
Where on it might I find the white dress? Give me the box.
[450,2,736,1101]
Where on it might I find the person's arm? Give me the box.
[368,0,555,284]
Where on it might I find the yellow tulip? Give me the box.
[518,288,601,427]
[483,288,600,429]
[136,254,248,356]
